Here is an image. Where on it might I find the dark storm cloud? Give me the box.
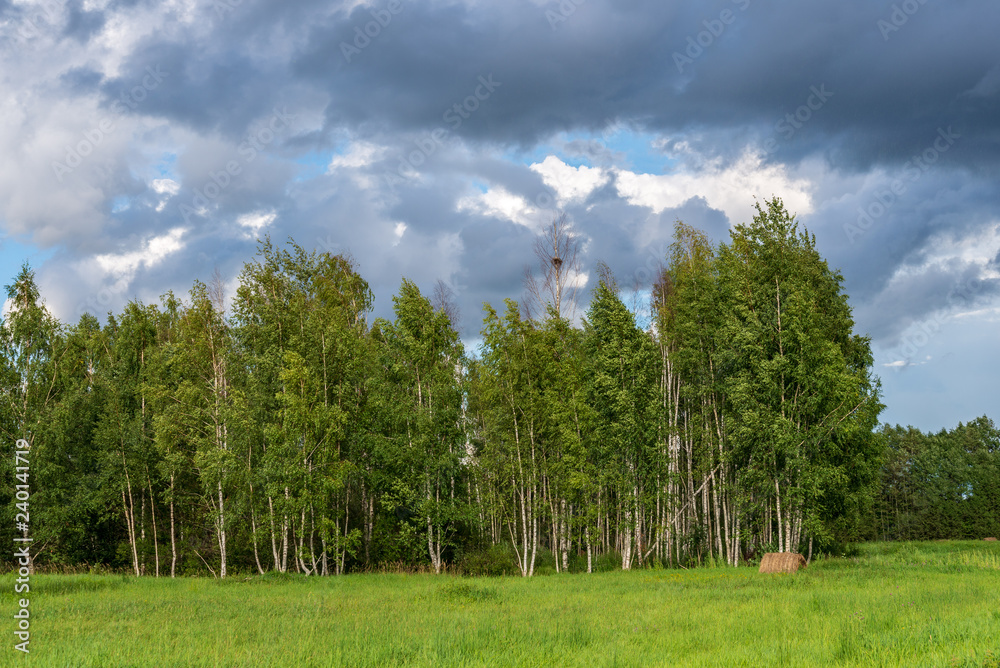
[853,259,1000,345]
[806,164,1000,341]
[74,0,998,175]
[559,138,626,169]
[571,194,731,286]
[5,0,1000,432]
[280,0,999,170]
[458,219,536,312]
[99,44,283,139]
[63,5,106,42]
[59,66,104,93]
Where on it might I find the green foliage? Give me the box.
[372,278,468,573]
[0,200,964,580]
[583,275,659,568]
[457,543,520,577]
[874,418,1000,540]
[717,198,884,549]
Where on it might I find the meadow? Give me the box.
[3,541,999,667]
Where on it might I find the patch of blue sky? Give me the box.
[0,235,56,294]
[622,287,655,329]
[111,196,130,213]
[603,130,678,175]
[155,152,177,178]
[504,128,678,176]
[293,150,336,181]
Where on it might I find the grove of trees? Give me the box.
[2,196,986,578]
[873,418,1000,541]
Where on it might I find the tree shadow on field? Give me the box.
[437,580,502,604]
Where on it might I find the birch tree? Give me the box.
[30,314,119,567]
[0,265,62,572]
[155,282,235,578]
[584,272,658,570]
[718,197,883,555]
[376,279,465,574]
[231,239,372,574]
[478,300,547,576]
[0,264,59,447]
[537,310,594,572]
[0,219,891,574]
[657,223,733,565]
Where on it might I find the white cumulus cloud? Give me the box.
[614,150,814,226]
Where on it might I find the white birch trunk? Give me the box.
[251,504,265,575]
[147,471,159,577]
[122,488,140,577]
[775,480,784,553]
[217,480,227,579]
[169,474,177,578]
[268,495,280,572]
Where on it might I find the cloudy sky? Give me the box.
[0,0,997,432]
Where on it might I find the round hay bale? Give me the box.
[758,552,807,574]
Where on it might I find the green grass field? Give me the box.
[3,541,999,667]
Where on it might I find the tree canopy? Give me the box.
[2,200,976,577]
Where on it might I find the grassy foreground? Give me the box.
[3,541,1000,667]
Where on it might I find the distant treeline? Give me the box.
[873,419,1000,541]
[1,197,991,577]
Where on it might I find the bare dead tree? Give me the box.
[432,279,461,329]
[650,266,673,337]
[522,213,582,321]
[209,267,227,316]
[594,260,617,294]
[627,271,647,326]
